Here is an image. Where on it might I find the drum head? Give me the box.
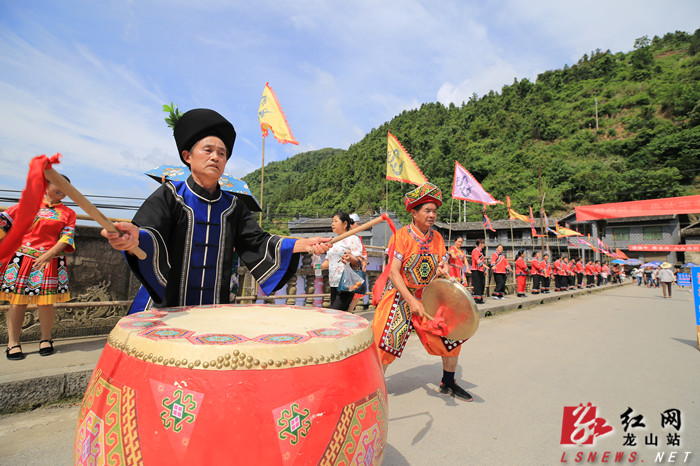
[421,278,479,341]
[109,304,374,371]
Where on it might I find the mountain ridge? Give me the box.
[243,29,700,234]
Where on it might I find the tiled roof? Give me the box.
[604,215,676,224]
[681,220,700,237]
[435,217,559,231]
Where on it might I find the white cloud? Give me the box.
[0,29,173,198]
[437,60,520,105]
[1,0,698,216]
[499,0,700,63]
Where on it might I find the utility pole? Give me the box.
[539,167,546,256]
[595,98,599,132]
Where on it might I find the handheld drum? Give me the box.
[74,304,387,465]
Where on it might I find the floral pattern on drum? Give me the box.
[319,388,388,465]
[273,391,323,465]
[74,369,144,466]
[151,379,204,455]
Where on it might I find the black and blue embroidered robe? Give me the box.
[125,176,298,313]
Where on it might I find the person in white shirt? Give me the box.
[321,211,363,311]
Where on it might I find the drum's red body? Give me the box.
[74,304,387,465]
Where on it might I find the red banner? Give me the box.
[575,195,700,221]
[629,244,700,252]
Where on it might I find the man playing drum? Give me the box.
[102,108,330,312]
[372,183,472,401]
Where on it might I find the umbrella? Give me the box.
[640,262,659,268]
[682,262,699,268]
[610,259,626,264]
[145,165,262,212]
[624,259,642,265]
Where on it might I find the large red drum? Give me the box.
[74,304,387,465]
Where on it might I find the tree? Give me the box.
[690,28,700,55]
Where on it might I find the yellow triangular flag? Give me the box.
[506,196,530,223]
[555,225,583,237]
[258,82,299,145]
[386,132,427,186]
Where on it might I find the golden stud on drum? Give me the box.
[74,304,388,465]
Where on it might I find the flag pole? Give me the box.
[259,136,265,225]
[509,218,517,292]
[384,180,389,246]
[557,239,561,257]
[482,203,491,298]
[556,219,561,257]
[448,197,454,245]
[539,168,546,256]
[385,180,388,214]
[482,206,488,254]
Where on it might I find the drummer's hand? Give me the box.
[294,236,332,255]
[437,261,449,277]
[101,222,139,252]
[408,297,427,319]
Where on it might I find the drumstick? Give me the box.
[44,167,147,260]
[330,215,387,244]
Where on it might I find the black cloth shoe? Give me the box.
[439,381,473,401]
[39,340,54,356]
[6,345,24,360]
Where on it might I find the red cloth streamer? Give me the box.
[0,153,61,263]
[371,213,397,306]
[412,304,449,336]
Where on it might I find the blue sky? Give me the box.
[1,1,698,219]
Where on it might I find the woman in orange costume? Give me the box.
[372,182,472,401]
[448,236,470,286]
[1,176,76,359]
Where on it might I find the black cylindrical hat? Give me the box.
[174,109,236,166]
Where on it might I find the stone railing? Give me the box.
[0,225,140,344]
[236,251,383,309]
[2,224,545,343]
[0,225,385,342]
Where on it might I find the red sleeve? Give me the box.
[471,248,481,269]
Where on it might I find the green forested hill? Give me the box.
[244,30,700,234]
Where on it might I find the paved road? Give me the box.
[1,284,698,465]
